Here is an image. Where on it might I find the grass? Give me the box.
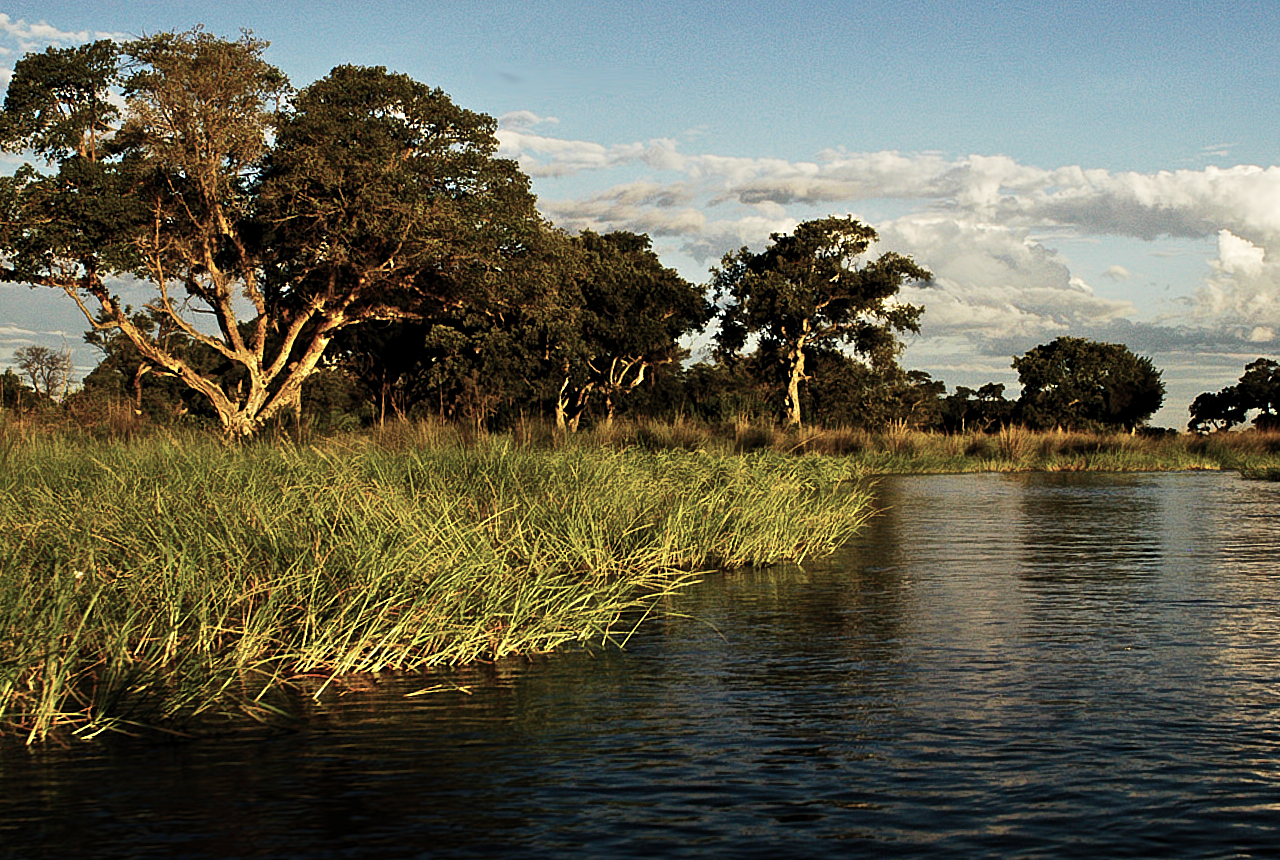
[4,415,1277,744]
[578,418,1280,474]
[0,428,873,743]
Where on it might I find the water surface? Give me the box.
[4,471,1279,858]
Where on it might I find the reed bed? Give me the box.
[0,431,873,743]
[580,420,1280,474]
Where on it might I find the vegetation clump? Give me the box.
[0,428,872,743]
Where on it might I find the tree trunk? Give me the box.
[786,345,806,427]
[555,375,570,432]
[131,365,151,414]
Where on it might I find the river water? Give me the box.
[3,471,1280,858]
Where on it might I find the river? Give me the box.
[3,471,1279,858]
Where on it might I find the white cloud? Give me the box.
[879,216,1134,340]
[512,126,1280,358]
[0,14,90,50]
[512,130,1280,247]
[1015,165,1280,245]
[1214,229,1266,277]
[0,15,124,54]
[497,110,559,131]
[1194,230,1280,339]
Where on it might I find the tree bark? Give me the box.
[785,333,808,427]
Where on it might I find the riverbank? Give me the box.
[0,432,872,743]
[3,419,1277,743]
[570,419,1280,476]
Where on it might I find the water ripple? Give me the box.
[4,472,1280,858]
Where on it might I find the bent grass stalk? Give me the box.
[1,435,874,742]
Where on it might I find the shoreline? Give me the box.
[3,423,1277,743]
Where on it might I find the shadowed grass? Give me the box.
[0,431,873,743]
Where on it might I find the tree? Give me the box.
[13,345,72,399]
[320,221,585,428]
[802,351,944,430]
[558,230,712,429]
[0,31,544,437]
[939,382,1016,433]
[1013,337,1165,431]
[0,367,36,410]
[0,39,119,162]
[1188,358,1280,432]
[79,307,199,419]
[712,217,929,426]
[1187,389,1246,434]
[1235,358,1280,430]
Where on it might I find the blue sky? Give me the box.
[2,1,1278,425]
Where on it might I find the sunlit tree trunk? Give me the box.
[784,329,809,427]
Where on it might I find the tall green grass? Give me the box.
[0,431,873,743]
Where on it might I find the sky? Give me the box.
[1,0,1278,426]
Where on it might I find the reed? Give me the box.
[0,431,873,742]
[573,420,1280,474]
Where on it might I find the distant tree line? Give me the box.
[0,29,1188,437]
[1188,358,1280,433]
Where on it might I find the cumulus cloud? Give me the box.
[882,216,1134,341]
[0,14,123,53]
[497,110,558,131]
[1014,165,1280,245]
[1192,230,1280,342]
[510,124,1280,359]
[514,128,1280,246]
[0,14,90,50]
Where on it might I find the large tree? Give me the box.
[1013,337,1165,431]
[321,222,583,428]
[0,31,544,437]
[556,230,712,429]
[712,217,929,426]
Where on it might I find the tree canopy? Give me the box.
[553,230,713,429]
[712,217,929,426]
[0,30,545,437]
[12,345,72,400]
[1188,358,1280,433]
[1013,337,1165,431]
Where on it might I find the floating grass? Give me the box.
[0,433,873,743]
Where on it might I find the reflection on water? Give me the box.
[3,472,1280,858]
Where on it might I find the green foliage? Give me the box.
[1013,336,1165,431]
[0,433,874,742]
[802,351,942,430]
[0,368,36,410]
[0,30,548,439]
[677,360,777,424]
[0,39,119,161]
[938,383,1016,433]
[257,63,541,320]
[1190,358,1280,433]
[713,217,930,426]
[558,230,713,427]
